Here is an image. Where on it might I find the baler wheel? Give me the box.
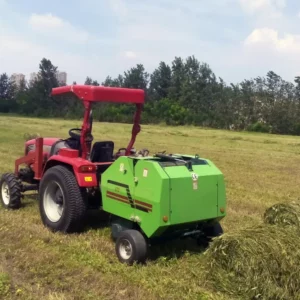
[115,229,148,265]
[0,173,21,209]
[197,222,224,247]
[39,165,87,233]
[204,222,223,239]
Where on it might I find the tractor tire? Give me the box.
[38,165,87,233]
[0,173,22,209]
[115,229,148,265]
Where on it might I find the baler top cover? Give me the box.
[51,85,145,104]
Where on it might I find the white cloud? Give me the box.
[0,32,116,84]
[274,0,286,9]
[241,27,300,82]
[239,0,269,13]
[104,0,200,69]
[239,0,286,16]
[29,13,63,29]
[2,0,300,87]
[0,35,34,54]
[109,0,128,18]
[245,28,278,44]
[245,28,300,53]
[124,51,137,59]
[28,13,90,43]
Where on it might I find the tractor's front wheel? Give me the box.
[39,165,87,233]
[0,173,22,209]
[115,230,148,265]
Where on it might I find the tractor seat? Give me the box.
[90,141,114,163]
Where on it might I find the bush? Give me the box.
[247,122,271,133]
[0,99,17,113]
[292,123,300,135]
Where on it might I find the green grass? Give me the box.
[0,115,299,299]
[0,272,11,297]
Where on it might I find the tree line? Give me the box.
[1,57,300,135]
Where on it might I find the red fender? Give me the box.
[43,149,98,187]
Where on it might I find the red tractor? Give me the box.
[0,84,226,265]
[0,85,145,233]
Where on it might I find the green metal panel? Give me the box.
[132,160,170,237]
[163,163,220,224]
[101,157,136,221]
[101,155,226,239]
[217,173,226,218]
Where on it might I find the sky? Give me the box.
[1,0,300,85]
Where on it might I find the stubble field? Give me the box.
[0,115,300,300]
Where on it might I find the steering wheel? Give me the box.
[137,148,150,157]
[68,128,94,142]
[115,147,149,158]
[69,128,82,141]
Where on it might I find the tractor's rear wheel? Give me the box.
[115,229,148,265]
[39,165,87,233]
[0,173,21,209]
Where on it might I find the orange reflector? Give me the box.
[163,216,168,222]
[220,207,225,213]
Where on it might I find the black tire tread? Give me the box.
[39,165,87,233]
[0,173,21,209]
[205,222,223,238]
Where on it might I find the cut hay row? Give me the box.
[263,201,300,232]
[203,224,300,300]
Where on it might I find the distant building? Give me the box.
[10,71,68,87]
[56,71,67,85]
[10,73,25,87]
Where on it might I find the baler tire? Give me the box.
[0,173,22,209]
[205,222,223,239]
[38,165,87,233]
[197,222,224,247]
[115,229,148,265]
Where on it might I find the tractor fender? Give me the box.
[43,156,98,187]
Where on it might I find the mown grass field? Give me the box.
[0,115,300,300]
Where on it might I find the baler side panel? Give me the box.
[217,174,226,217]
[132,160,170,237]
[163,162,223,225]
[101,157,136,221]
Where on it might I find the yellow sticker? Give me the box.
[84,176,92,182]
[143,168,148,177]
[193,181,198,190]
[192,173,198,190]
